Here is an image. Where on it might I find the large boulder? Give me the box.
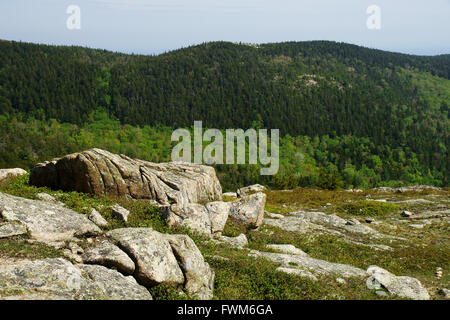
[164,201,230,238]
[105,228,214,299]
[164,234,215,300]
[106,228,184,287]
[229,192,266,228]
[29,148,222,206]
[0,192,101,242]
[366,266,430,300]
[0,258,152,300]
[81,240,135,275]
[0,168,27,183]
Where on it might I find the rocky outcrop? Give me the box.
[237,184,266,197]
[106,228,184,286]
[229,192,266,228]
[0,258,152,300]
[0,222,27,239]
[250,250,366,278]
[165,193,266,237]
[366,266,430,300]
[81,240,135,275]
[0,192,101,242]
[106,228,214,299]
[0,168,27,182]
[164,234,215,300]
[29,148,222,206]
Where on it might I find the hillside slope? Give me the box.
[0,40,448,187]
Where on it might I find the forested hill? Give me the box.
[0,40,448,187]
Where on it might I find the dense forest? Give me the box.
[0,40,448,189]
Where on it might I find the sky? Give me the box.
[0,0,449,56]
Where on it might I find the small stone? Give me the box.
[375,290,388,297]
[88,208,108,228]
[401,210,413,217]
[111,204,130,223]
[409,224,424,229]
[336,277,347,284]
[67,242,84,255]
[365,218,375,223]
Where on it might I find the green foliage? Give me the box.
[335,200,400,217]
[0,40,448,188]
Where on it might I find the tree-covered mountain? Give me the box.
[0,40,448,188]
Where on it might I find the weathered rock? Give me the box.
[205,201,232,236]
[29,148,222,206]
[366,266,430,300]
[88,208,108,228]
[276,267,318,281]
[266,244,307,256]
[67,242,84,255]
[218,234,248,249]
[250,250,366,278]
[106,228,184,287]
[62,249,83,263]
[82,240,135,275]
[164,201,230,238]
[0,192,101,242]
[266,211,384,238]
[0,222,27,239]
[229,192,266,228]
[111,204,130,223]
[0,168,27,182]
[0,258,152,300]
[237,184,266,197]
[164,234,214,300]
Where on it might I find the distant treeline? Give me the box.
[0,40,448,187]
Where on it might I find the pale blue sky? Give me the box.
[0,0,449,55]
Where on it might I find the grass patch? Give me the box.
[0,236,63,260]
[334,200,400,217]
